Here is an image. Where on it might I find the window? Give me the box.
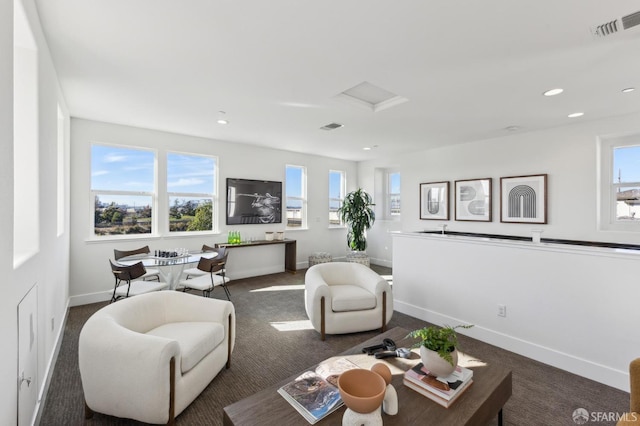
[599,135,640,231]
[57,104,65,236]
[91,145,155,236]
[13,0,39,267]
[329,170,345,226]
[389,172,401,216]
[167,152,217,233]
[374,168,400,220]
[612,145,640,221]
[286,165,306,228]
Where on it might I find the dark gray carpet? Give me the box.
[39,266,629,425]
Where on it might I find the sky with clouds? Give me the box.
[91,145,214,206]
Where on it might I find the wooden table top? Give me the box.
[223,327,512,426]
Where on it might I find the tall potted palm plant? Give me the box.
[338,188,375,252]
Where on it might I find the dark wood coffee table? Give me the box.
[223,327,512,425]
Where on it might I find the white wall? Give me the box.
[69,118,357,304]
[0,0,70,423]
[358,113,640,390]
[362,112,640,247]
[394,232,639,391]
[0,1,15,421]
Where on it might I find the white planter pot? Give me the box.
[419,346,458,377]
[346,251,370,267]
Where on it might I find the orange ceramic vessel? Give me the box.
[337,369,386,414]
[371,362,392,385]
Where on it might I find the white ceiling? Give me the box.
[35,0,640,161]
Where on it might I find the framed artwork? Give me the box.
[455,178,492,222]
[420,181,449,220]
[500,174,547,224]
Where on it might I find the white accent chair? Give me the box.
[304,262,393,341]
[79,291,235,425]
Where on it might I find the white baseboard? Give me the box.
[369,257,392,268]
[70,266,288,306]
[394,299,629,392]
[69,290,111,307]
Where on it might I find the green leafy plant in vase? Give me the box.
[337,188,375,252]
[407,324,473,377]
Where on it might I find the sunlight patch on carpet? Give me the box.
[250,284,305,292]
[270,320,314,331]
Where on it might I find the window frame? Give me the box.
[90,143,158,239]
[13,1,40,267]
[598,134,640,232]
[329,169,346,227]
[388,171,401,217]
[57,104,65,237]
[166,151,218,235]
[285,164,307,230]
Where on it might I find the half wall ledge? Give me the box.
[418,230,640,252]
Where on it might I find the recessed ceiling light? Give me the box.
[543,88,564,97]
[363,147,371,151]
[568,112,584,118]
[622,87,635,93]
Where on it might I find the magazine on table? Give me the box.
[277,357,359,424]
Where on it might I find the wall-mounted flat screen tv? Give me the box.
[226,178,282,225]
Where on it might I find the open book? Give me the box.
[277,357,359,424]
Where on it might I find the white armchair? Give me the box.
[79,291,235,425]
[305,262,393,340]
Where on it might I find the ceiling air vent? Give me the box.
[592,19,619,37]
[320,122,344,131]
[622,10,640,30]
[591,10,640,38]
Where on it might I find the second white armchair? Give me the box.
[304,262,393,340]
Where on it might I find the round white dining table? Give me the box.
[117,251,217,290]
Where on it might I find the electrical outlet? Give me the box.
[497,304,507,317]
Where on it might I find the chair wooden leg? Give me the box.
[381,291,387,333]
[226,313,232,369]
[84,400,94,419]
[320,296,326,341]
[167,357,175,426]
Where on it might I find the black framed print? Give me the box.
[500,174,547,224]
[420,181,449,220]
[455,178,492,222]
